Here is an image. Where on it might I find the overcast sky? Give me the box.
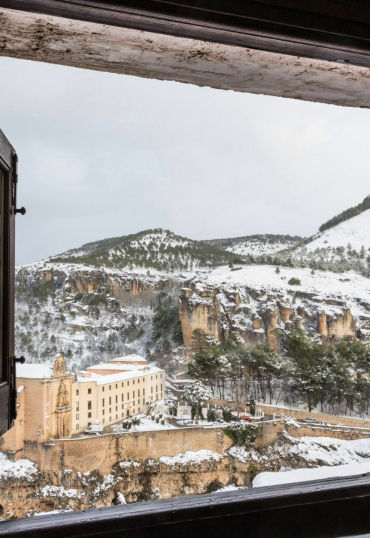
[1,56,370,265]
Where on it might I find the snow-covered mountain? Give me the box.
[51,229,243,272]
[204,234,303,257]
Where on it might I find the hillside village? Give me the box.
[2,195,370,518]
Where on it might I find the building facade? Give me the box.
[73,366,165,433]
[1,353,165,459]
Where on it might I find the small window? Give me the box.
[88,422,91,428]
[88,388,91,394]
[102,398,105,407]
[76,414,79,420]
[76,390,79,396]
[88,412,91,418]
[109,397,111,405]
[109,385,111,390]
[76,424,79,430]
[88,401,92,410]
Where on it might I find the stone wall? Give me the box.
[286,424,370,441]
[26,427,233,474]
[211,398,370,429]
[255,404,370,428]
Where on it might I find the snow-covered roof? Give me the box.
[109,353,147,363]
[87,363,143,372]
[17,363,54,379]
[77,366,164,386]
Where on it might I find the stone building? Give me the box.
[0,353,165,460]
[1,353,73,459]
[73,365,165,433]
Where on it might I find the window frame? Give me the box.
[1,2,370,536]
[0,129,15,437]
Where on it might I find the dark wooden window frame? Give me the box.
[1,2,370,536]
[0,129,15,438]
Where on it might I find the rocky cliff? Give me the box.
[179,266,370,349]
[15,263,183,369]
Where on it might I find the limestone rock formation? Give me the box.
[179,267,368,350]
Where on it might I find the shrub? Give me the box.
[222,406,232,423]
[222,423,260,446]
[288,277,301,286]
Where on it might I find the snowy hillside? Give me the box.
[300,209,370,253]
[15,261,185,370]
[51,229,242,272]
[204,234,303,257]
[205,265,370,306]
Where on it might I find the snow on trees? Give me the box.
[183,380,213,424]
[165,393,178,416]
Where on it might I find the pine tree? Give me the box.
[249,393,256,416]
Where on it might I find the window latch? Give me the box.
[14,356,26,364]
[11,152,26,216]
[15,207,26,215]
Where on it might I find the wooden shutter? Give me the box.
[0,129,16,436]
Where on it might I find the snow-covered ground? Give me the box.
[253,461,370,488]
[251,434,370,488]
[204,265,370,305]
[226,238,300,257]
[0,452,38,482]
[300,209,370,253]
[109,415,178,434]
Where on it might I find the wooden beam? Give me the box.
[1,7,370,108]
[3,1,370,68]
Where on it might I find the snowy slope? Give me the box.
[205,235,303,257]
[204,265,370,305]
[300,209,370,253]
